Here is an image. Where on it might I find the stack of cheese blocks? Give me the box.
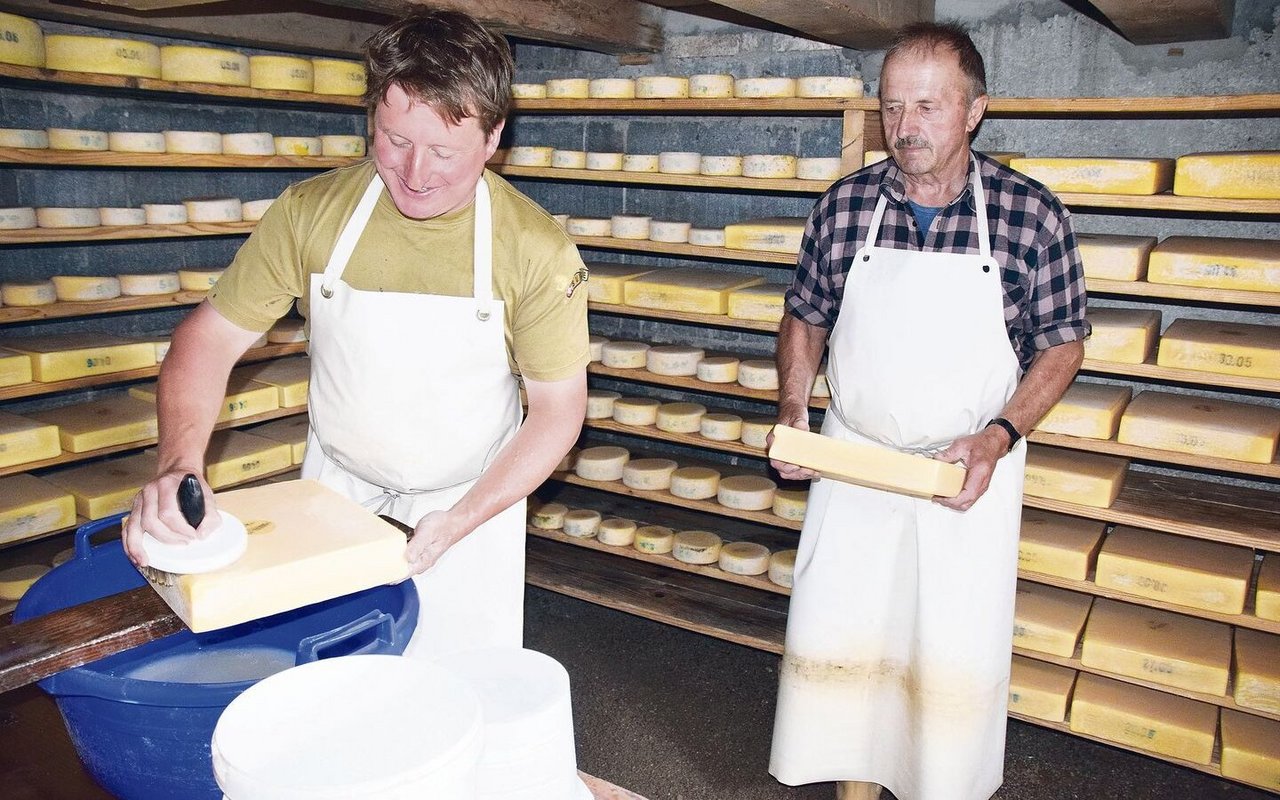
[0,127,365,160]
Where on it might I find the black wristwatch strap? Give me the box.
[986,417,1021,451]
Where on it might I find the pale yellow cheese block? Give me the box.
[623,267,765,314]
[147,480,408,632]
[312,59,365,96]
[769,424,965,499]
[0,474,75,546]
[1069,673,1217,765]
[1008,654,1076,723]
[160,45,249,86]
[231,357,310,408]
[44,451,158,519]
[0,409,60,468]
[129,373,279,423]
[1081,599,1231,695]
[1155,318,1280,380]
[1075,234,1156,281]
[45,35,160,79]
[1023,446,1128,508]
[1010,157,1175,195]
[248,415,309,465]
[1095,525,1253,615]
[1147,236,1279,293]
[727,283,787,322]
[1017,508,1106,581]
[248,55,313,92]
[1012,582,1093,657]
[26,394,158,453]
[584,263,653,304]
[1234,629,1280,716]
[1259,556,1280,622]
[203,429,293,489]
[1174,151,1280,200]
[1033,382,1132,440]
[0,12,43,69]
[0,347,33,388]
[4,333,155,382]
[723,218,807,254]
[0,563,49,601]
[1220,710,1280,791]
[1117,390,1280,463]
[1083,308,1161,364]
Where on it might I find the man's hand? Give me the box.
[406,510,468,575]
[122,469,220,567]
[932,426,1010,512]
[769,408,819,481]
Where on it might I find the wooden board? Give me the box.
[0,221,255,245]
[1026,430,1280,480]
[0,147,360,170]
[588,301,781,333]
[0,291,206,326]
[571,235,797,265]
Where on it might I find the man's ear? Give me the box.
[966,93,988,134]
[484,119,507,158]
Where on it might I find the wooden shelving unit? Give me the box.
[0,220,256,245]
[0,291,207,325]
[0,147,362,170]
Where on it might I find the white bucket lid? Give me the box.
[432,647,573,754]
[213,655,484,800]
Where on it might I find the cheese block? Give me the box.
[634,525,675,554]
[588,335,608,362]
[585,389,622,420]
[107,131,166,153]
[47,128,108,151]
[0,564,49,601]
[646,345,704,376]
[737,360,778,390]
[588,78,635,99]
[597,518,637,547]
[565,217,611,237]
[574,446,629,481]
[130,373,279,423]
[562,509,602,538]
[1234,629,1280,717]
[0,410,60,468]
[1012,582,1092,657]
[1220,710,1280,791]
[221,132,276,156]
[1095,525,1253,614]
[267,318,306,343]
[1075,234,1157,281]
[545,78,589,99]
[204,429,292,489]
[717,475,775,511]
[739,417,775,449]
[1034,382,1132,440]
[177,268,224,291]
[796,158,843,181]
[742,154,798,179]
[1259,556,1280,622]
[311,59,365,96]
[1022,446,1129,508]
[319,135,365,158]
[769,425,966,499]
[696,356,739,383]
[507,146,555,167]
[649,220,691,243]
[233,357,311,407]
[1008,655,1076,723]
[655,402,706,433]
[164,130,221,154]
[669,466,720,500]
[511,83,547,99]
[0,474,75,546]
[0,207,37,230]
[50,275,120,302]
[734,77,796,98]
[1174,151,1280,199]
[1156,318,1280,379]
[0,13,42,68]
[727,283,787,322]
[551,149,587,170]
[241,199,275,222]
[248,415,309,465]
[1070,673,1217,764]
[609,214,650,239]
[0,347,33,387]
[772,488,808,521]
[796,76,863,98]
[1147,236,1278,292]
[864,150,890,167]
[1083,599,1232,694]
[699,155,743,177]
[700,412,743,442]
[44,450,158,519]
[984,151,1025,166]
[1009,157,1175,195]
[1118,390,1280,463]
[622,458,679,490]
[249,55,313,92]
[724,218,807,254]
[600,341,649,369]
[635,76,689,98]
[1084,308,1160,364]
[27,394,157,453]
[673,530,722,565]
[718,541,770,575]
[689,74,735,98]
[118,272,180,296]
[1016,508,1106,581]
[529,502,568,530]
[98,208,147,227]
[36,207,101,228]
[622,154,660,173]
[274,137,321,157]
[768,549,797,587]
[611,397,660,426]
[0,128,45,148]
[658,152,702,175]
[623,267,765,314]
[160,45,250,86]
[144,204,188,225]
[586,152,624,171]
[184,197,242,223]
[45,35,160,78]
[1,280,54,306]
[7,334,155,382]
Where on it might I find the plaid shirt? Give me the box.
[785,151,1089,373]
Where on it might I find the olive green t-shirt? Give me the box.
[209,161,590,382]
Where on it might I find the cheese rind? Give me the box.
[319,135,366,158]
[130,374,279,423]
[552,149,587,169]
[739,417,775,449]
[634,76,689,98]
[700,412,743,442]
[0,208,37,230]
[248,55,313,92]
[669,466,719,500]
[232,357,311,407]
[311,59,365,96]
[1095,525,1253,614]
[621,154,660,173]
[0,564,49,600]
[565,217,611,237]
[44,451,159,518]
[0,410,61,468]
[772,488,808,521]
[1083,308,1161,364]
[622,458,679,491]
[203,429,292,489]
[734,77,796,98]
[0,474,75,546]
[144,204,187,225]
[562,509,602,538]
[1220,710,1280,791]
[45,35,161,78]
[1012,582,1092,657]
[1147,236,1279,292]
[1233,629,1280,716]
[267,318,307,343]
[597,518,637,546]
[221,132,276,156]
[624,268,765,314]
[634,525,675,554]
[36,207,101,228]
[586,152,624,171]
[688,228,725,247]
[27,394,157,453]
[795,157,843,181]
[769,424,966,499]
[768,549,797,587]
[163,130,222,154]
[611,397,661,426]
[737,360,778,390]
[588,78,635,99]
[585,389,622,420]
[646,345,704,377]
[184,197,243,223]
[529,502,568,530]
[47,128,108,151]
[1016,508,1106,581]
[1022,446,1129,508]
[609,214,650,239]
[795,76,863,98]
[248,415,309,465]
[1,280,54,306]
[600,340,650,369]
[0,348,33,387]
[160,45,250,86]
[1008,655,1076,723]
[108,131,165,153]
[177,268,224,291]
[1034,382,1132,440]
[1081,598,1232,695]
[718,541,771,575]
[1155,318,1280,380]
[658,151,702,174]
[1070,673,1217,764]
[587,336,608,363]
[0,13,43,69]
[696,356,739,383]
[511,83,547,99]
[699,155,743,177]
[717,475,776,511]
[98,208,147,227]
[649,220,691,243]
[672,530,723,565]
[574,446,630,481]
[507,146,555,167]
[274,137,321,157]
[118,272,181,296]
[742,154,798,179]
[1259,556,1280,622]
[545,78,589,99]
[7,334,155,382]
[1117,390,1280,463]
[728,283,787,322]
[1174,151,1280,200]
[724,218,806,254]
[655,402,706,433]
[1010,157,1175,195]
[241,199,275,221]
[1075,234,1156,281]
[51,275,120,302]
[689,74,734,98]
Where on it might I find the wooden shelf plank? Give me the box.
[1027,430,1280,480]
[1086,277,1280,309]
[0,290,206,326]
[1056,191,1280,214]
[1080,357,1280,394]
[1008,712,1226,780]
[0,146,362,170]
[589,301,780,332]
[0,221,255,245]
[494,164,829,193]
[513,97,869,114]
[572,235,797,264]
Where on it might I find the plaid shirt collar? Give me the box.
[878,152,982,213]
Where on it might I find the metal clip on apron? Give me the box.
[771,158,1027,800]
[302,172,526,660]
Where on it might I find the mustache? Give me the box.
[894,137,930,149]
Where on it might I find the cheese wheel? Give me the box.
[634,525,675,554]
[600,340,650,368]
[796,157,843,181]
[574,445,629,481]
[1023,446,1129,509]
[1075,233,1157,281]
[699,155,744,177]
[1156,318,1280,379]
[249,55,313,92]
[511,83,547,99]
[552,445,578,473]
[47,128,108,151]
[688,228,726,247]
[160,45,250,86]
[1117,390,1280,463]
[267,318,306,343]
[796,76,863,98]
[658,151,702,174]
[585,389,622,419]
[1082,599,1231,695]
[635,76,689,98]
[588,78,636,99]
[588,334,609,362]
[727,283,786,322]
[545,78,589,99]
[734,77,796,98]
[1147,235,1279,292]
[0,564,50,601]
[143,203,187,225]
[768,549,797,587]
[1009,655,1076,723]
[648,220,691,243]
[36,207,100,228]
[312,59,365,96]
[1008,157,1174,195]
[724,218,807,254]
[1035,382,1133,440]
[772,488,808,520]
[673,530,722,565]
[0,207,37,230]
[0,347,34,387]
[718,475,776,510]
[610,214,651,239]
[97,207,146,227]
[551,149,587,169]
[669,466,720,500]
[1220,709,1280,789]
[1,280,55,306]
[737,359,779,390]
[699,412,743,442]
[740,417,775,449]
[646,345,704,376]
[221,132,276,156]
[106,131,165,154]
[241,198,275,221]
[0,13,43,69]
[274,136,322,157]
[586,152,624,171]
[1096,525,1253,615]
[1233,629,1280,715]
[696,356,739,383]
[52,275,121,302]
[655,402,706,433]
[1018,508,1106,581]
[45,35,160,79]
[177,268,224,291]
[317,135,365,158]
[562,509,602,538]
[164,130,222,154]
[118,272,180,296]
[0,129,48,149]
[1174,151,1280,200]
[184,197,242,223]
[506,145,554,167]
[742,154,798,179]
[1084,308,1160,364]
[719,541,770,575]
[689,74,735,98]
[612,397,661,426]
[529,502,568,530]
[622,458,679,490]
[597,518,637,547]
[565,217,611,237]
[622,154,660,172]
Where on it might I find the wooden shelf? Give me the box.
[494,164,829,193]
[587,362,809,407]
[1080,357,1280,394]
[513,97,867,114]
[584,417,765,460]
[572,235,797,264]
[589,302,780,332]
[0,221,255,245]
[0,146,362,170]
[1027,430,1280,480]
[1086,277,1280,309]
[0,290,206,326]
[1057,192,1280,214]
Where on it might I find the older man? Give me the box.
[769,22,1087,800]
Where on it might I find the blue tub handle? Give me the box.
[74,513,129,560]
[294,610,395,665]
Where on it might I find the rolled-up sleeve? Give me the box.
[1027,206,1090,352]
[785,197,837,328]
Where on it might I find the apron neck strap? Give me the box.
[864,154,991,257]
[473,175,494,321]
[320,172,385,298]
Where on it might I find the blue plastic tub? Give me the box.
[14,514,419,800]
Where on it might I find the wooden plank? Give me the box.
[1055,191,1280,214]
[1089,0,1234,44]
[699,0,932,50]
[1086,277,1280,309]
[839,109,865,176]
[492,164,829,193]
[580,773,652,800]
[514,97,868,114]
[572,235,797,265]
[1026,430,1280,480]
[588,301,780,333]
[0,290,206,326]
[0,221,255,245]
[1079,357,1280,394]
[0,147,362,170]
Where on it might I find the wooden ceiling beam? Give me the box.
[697,0,934,50]
[1087,0,1234,44]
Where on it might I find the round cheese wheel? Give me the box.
[597,518,637,547]
[119,272,180,296]
[108,131,165,153]
[699,155,743,177]
[588,78,636,99]
[177,268,224,291]
[719,541,771,575]
[673,530,722,565]
[610,214,651,240]
[634,525,675,554]
[222,132,276,156]
[164,130,221,154]
[612,396,661,426]
[742,154,798,179]
[0,207,36,230]
[267,318,306,343]
[574,445,630,481]
[183,197,243,223]
[700,413,743,442]
[0,564,50,601]
[646,345,704,376]
[772,488,809,521]
[669,466,720,500]
[319,135,366,157]
[622,154,660,173]
[688,228,726,247]
[563,509,602,538]
[565,217,611,237]
[529,502,568,530]
[507,145,555,167]
[586,152,624,171]
[658,151,701,174]
[46,35,160,79]
[737,359,779,390]
[796,75,863,98]
[545,78,590,99]
[144,204,188,225]
[511,83,547,99]
[718,475,777,510]
[1,280,55,306]
[36,207,100,228]
[734,77,797,98]
[655,402,706,433]
[588,334,609,362]
[739,418,776,449]
[0,13,43,69]
[0,128,48,149]
[585,389,622,419]
[689,74,735,98]
[312,58,365,96]
[622,457,679,490]
[600,341,650,369]
[635,76,689,98]
[249,55,313,92]
[241,198,275,221]
[796,157,843,181]
[47,128,107,151]
[160,45,249,86]
[275,136,322,156]
[52,275,121,302]
[769,549,798,587]
[551,149,587,169]
[696,356,739,383]
[649,220,691,243]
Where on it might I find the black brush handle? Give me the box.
[177,473,205,529]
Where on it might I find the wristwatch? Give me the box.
[986,417,1021,452]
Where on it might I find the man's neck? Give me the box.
[902,149,972,207]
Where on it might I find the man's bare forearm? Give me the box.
[997,340,1084,437]
[776,314,829,425]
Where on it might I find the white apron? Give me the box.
[300,172,526,660]
[770,160,1027,800]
